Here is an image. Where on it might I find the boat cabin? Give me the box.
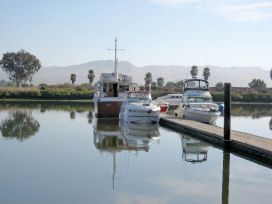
[184,79,209,92]
[96,73,138,98]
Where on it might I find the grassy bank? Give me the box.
[211,88,272,103]
[0,86,94,100]
[1,86,272,103]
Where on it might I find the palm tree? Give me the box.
[203,67,211,81]
[144,72,152,87]
[88,69,95,86]
[70,73,76,85]
[190,65,198,79]
[157,77,164,87]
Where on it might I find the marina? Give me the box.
[1,1,272,203]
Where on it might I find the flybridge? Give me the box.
[184,79,209,92]
[100,73,132,83]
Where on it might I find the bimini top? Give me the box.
[184,79,209,92]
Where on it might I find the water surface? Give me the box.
[217,104,272,139]
[0,103,271,204]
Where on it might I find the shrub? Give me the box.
[0,87,41,98]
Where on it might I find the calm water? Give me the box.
[0,103,271,204]
[217,104,272,139]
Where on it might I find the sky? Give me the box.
[0,0,272,69]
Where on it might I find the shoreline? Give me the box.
[0,98,271,105]
[0,99,93,103]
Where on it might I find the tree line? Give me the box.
[144,65,211,89]
[0,50,272,90]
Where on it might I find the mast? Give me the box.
[114,38,117,75]
[108,38,125,77]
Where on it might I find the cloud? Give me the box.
[152,0,272,21]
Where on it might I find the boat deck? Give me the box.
[160,114,272,167]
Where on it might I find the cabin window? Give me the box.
[119,85,129,92]
[187,81,197,89]
[187,97,213,103]
[200,81,208,89]
[103,83,107,92]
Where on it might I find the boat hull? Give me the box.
[95,100,123,118]
[185,109,221,124]
[120,108,160,124]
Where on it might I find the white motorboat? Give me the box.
[155,93,183,106]
[119,91,160,124]
[174,79,221,124]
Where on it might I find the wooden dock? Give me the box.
[160,114,272,167]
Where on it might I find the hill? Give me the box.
[0,60,271,87]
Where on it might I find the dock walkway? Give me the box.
[160,114,272,167]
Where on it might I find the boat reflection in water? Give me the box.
[120,121,160,152]
[93,118,160,188]
[180,134,209,163]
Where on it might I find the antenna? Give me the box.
[107,38,125,76]
[128,54,131,75]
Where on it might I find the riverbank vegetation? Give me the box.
[0,84,94,100]
[210,87,272,103]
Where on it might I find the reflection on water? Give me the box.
[0,101,93,113]
[180,134,209,163]
[0,110,40,141]
[93,118,160,153]
[93,118,160,189]
[216,104,272,139]
[232,104,272,118]
[87,111,93,124]
[0,103,272,204]
[222,152,230,204]
[69,111,76,120]
[0,102,94,141]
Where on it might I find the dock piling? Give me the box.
[224,83,231,148]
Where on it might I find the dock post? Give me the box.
[221,151,230,204]
[224,83,231,149]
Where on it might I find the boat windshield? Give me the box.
[187,97,213,103]
[127,97,151,103]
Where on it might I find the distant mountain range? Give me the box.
[0,60,271,87]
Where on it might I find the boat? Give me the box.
[180,134,209,163]
[154,100,169,113]
[155,93,183,107]
[174,79,221,124]
[119,91,161,124]
[94,38,137,118]
[218,103,224,115]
